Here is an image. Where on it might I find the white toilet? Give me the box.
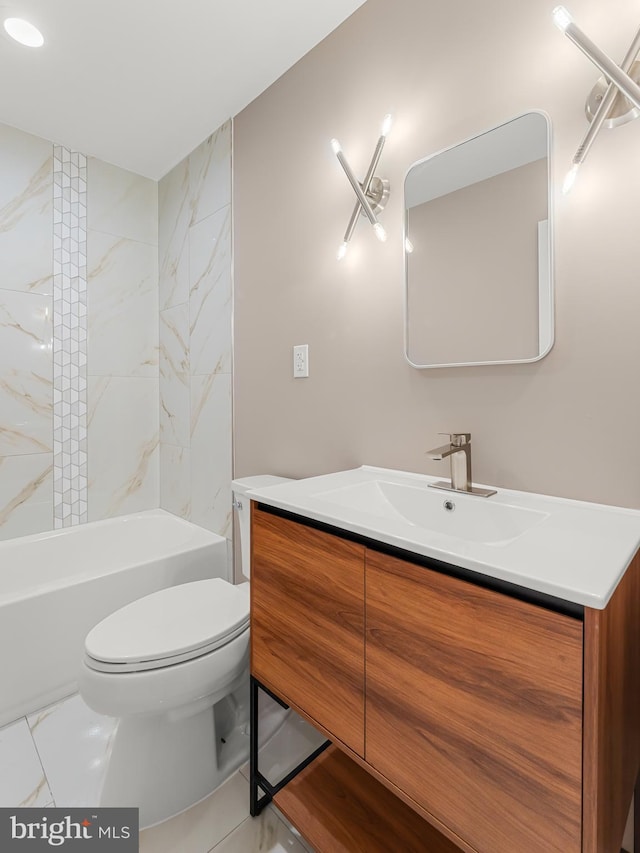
[78,475,290,828]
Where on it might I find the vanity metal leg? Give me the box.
[249,676,272,816]
[249,675,331,817]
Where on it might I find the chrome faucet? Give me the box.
[426,433,496,498]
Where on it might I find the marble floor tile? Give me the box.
[27,693,117,808]
[246,711,328,789]
[0,717,52,807]
[140,770,249,853]
[210,808,310,853]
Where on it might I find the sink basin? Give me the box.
[246,465,640,609]
[314,480,548,545]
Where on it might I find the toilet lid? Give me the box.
[84,579,249,672]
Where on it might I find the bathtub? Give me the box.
[0,510,228,728]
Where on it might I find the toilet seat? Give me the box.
[84,579,249,674]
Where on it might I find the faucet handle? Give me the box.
[439,432,471,446]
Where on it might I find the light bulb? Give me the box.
[562,163,580,194]
[373,222,387,242]
[552,6,572,32]
[337,242,348,261]
[3,17,44,47]
[330,138,342,155]
[405,237,414,254]
[380,114,393,138]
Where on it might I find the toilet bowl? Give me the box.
[78,475,291,829]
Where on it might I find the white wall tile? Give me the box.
[53,146,87,529]
[88,233,158,377]
[160,304,190,446]
[159,444,191,519]
[87,158,158,245]
[88,377,159,520]
[159,157,191,310]
[0,289,53,455]
[0,454,53,540]
[189,122,232,227]
[159,119,232,539]
[0,718,52,808]
[0,124,53,295]
[189,206,231,376]
[190,374,232,536]
[28,694,117,808]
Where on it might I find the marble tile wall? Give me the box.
[0,121,159,540]
[0,124,54,540]
[159,121,232,543]
[87,158,159,520]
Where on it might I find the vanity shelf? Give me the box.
[273,744,461,853]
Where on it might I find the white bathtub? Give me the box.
[0,510,228,728]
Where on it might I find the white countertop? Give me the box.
[247,466,640,610]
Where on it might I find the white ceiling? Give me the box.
[0,0,366,179]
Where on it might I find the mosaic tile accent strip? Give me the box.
[52,147,88,528]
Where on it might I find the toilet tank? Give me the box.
[232,476,293,579]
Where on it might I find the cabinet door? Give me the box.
[251,508,365,756]
[365,550,583,853]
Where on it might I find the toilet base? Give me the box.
[99,676,288,828]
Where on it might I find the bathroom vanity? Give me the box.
[248,467,640,853]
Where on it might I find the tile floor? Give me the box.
[0,692,117,810]
[139,771,313,853]
[2,692,633,851]
[0,691,320,852]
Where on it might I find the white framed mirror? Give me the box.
[404,111,554,368]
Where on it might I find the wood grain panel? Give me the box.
[255,675,479,853]
[583,549,640,853]
[365,549,583,853]
[251,507,365,755]
[274,744,464,853]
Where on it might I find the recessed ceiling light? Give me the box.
[3,17,44,47]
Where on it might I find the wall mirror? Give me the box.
[404,111,553,368]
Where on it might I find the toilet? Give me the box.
[78,475,291,828]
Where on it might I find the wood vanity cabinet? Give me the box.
[250,507,366,756]
[366,549,582,853]
[251,505,640,853]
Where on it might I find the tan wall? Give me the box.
[233,0,640,509]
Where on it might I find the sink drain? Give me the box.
[443,499,455,512]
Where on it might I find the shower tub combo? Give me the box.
[0,509,229,729]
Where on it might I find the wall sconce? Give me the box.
[331,114,392,260]
[553,6,640,193]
